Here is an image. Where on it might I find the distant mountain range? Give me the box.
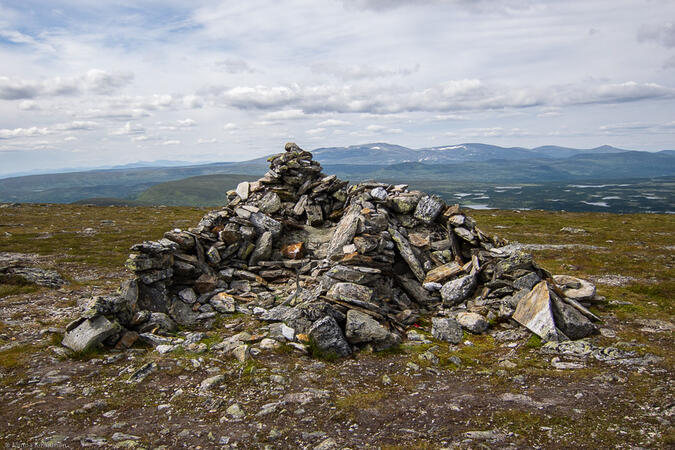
[311,142,632,165]
[0,143,673,211]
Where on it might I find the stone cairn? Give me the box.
[62,143,601,357]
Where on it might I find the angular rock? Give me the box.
[424,261,463,284]
[259,192,282,214]
[325,204,361,259]
[390,192,421,214]
[551,295,596,340]
[512,281,562,341]
[345,309,399,350]
[513,272,541,291]
[456,312,489,334]
[553,275,596,301]
[235,181,250,200]
[325,265,381,284]
[169,299,200,327]
[194,274,218,294]
[62,316,121,352]
[370,187,388,200]
[396,275,435,306]
[210,292,236,313]
[414,195,444,224]
[249,231,273,266]
[178,288,197,304]
[389,227,425,282]
[308,316,352,357]
[440,274,476,306]
[327,282,373,305]
[250,212,282,237]
[137,312,177,334]
[431,317,463,344]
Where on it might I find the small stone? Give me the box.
[259,192,282,214]
[178,288,197,304]
[370,187,388,200]
[232,344,250,363]
[382,374,392,385]
[345,309,400,350]
[226,403,245,419]
[200,374,225,391]
[112,432,140,442]
[210,292,236,313]
[236,181,250,200]
[282,242,305,259]
[260,338,280,350]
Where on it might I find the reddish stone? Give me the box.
[194,274,218,294]
[114,331,139,350]
[282,242,305,260]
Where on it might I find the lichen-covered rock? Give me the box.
[62,316,121,352]
[456,312,489,334]
[440,274,476,306]
[327,282,373,305]
[431,317,463,344]
[414,195,444,224]
[345,309,400,350]
[551,296,596,339]
[553,274,596,301]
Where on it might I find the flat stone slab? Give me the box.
[62,316,119,352]
[513,281,561,341]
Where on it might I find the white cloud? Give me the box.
[318,119,351,127]
[261,109,306,120]
[111,122,145,135]
[306,128,325,135]
[197,138,218,144]
[160,140,181,145]
[223,122,238,130]
[0,127,50,139]
[18,100,40,111]
[0,69,133,100]
[311,62,420,80]
[64,136,77,141]
[215,58,254,73]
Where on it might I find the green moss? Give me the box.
[336,389,386,411]
[525,334,543,349]
[0,343,37,368]
[0,283,41,298]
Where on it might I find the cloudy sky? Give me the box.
[1,0,674,175]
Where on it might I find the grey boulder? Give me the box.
[308,316,352,357]
[62,316,121,352]
[345,309,400,350]
[431,317,463,344]
[440,274,477,306]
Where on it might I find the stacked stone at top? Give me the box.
[62,143,601,356]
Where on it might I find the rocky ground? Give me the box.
[0,200,673,448]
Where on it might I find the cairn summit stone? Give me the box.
[64,142,600,358]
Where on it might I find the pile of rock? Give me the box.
[62,143,601,357]
[0,253,66,289]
